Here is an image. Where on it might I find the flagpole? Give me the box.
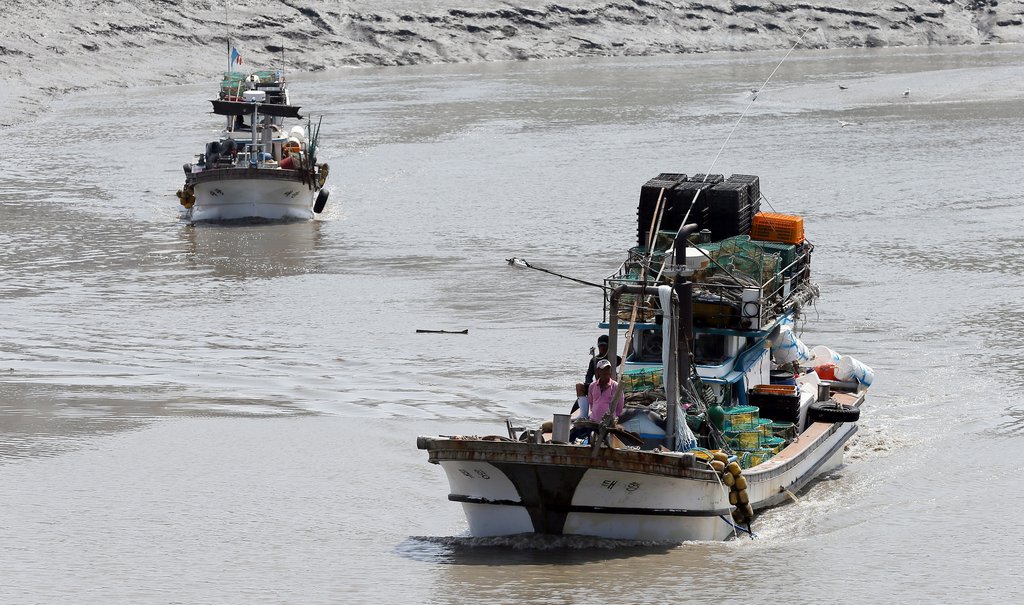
[225,1,230,74]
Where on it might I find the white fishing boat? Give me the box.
[178,55,329,222]
[418,172,874,541]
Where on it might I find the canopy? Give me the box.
[210,99,302,119]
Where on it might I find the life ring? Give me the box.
[807,400,860,423]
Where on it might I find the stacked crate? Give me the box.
[689,173,724,185]
[636,172,764,247]
[636,173,687,247]
[664,180,712,234]
[726,173,761,205]
[707,181,752,239]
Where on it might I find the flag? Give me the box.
[230,47,244,72]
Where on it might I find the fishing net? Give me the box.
[620,367,663,393]
[700,236,781,288]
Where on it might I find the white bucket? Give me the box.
[836,355,875,387]
[772,325,810,364]
[552,413,571,443]
[810,345,841,365]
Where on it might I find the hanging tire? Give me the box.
[313,189,329,214]
[807,401,860,423]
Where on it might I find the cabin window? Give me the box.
[694,333,728,365]
[627,329,663,363]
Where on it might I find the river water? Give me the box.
[1,45,1022,603]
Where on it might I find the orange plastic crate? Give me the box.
[750,212,805,244]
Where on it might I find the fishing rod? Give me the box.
[506,257,608,290]
[681,26,814,229]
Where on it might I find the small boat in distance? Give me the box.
[418,172,873,542]
[178,52,329,222]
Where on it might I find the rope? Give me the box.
[719,515,757,538]
[698,27,812,193]
[671,26,814,277]
[506,258,607,290]
[707,461,738,540]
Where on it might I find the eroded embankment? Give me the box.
[1,0,1022,123]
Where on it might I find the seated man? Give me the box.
[584,334,622,389]
[585,359,625,422]
[573,334,623,414]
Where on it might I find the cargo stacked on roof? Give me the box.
[637,173,762,246]
[614,172,817,331]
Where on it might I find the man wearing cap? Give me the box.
[584,334,622,389]
[586,358,625,421]
[572,334,623,416]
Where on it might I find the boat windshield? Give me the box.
[694,333,728,365]
[627,329,663,363]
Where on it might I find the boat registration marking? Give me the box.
[457,467,492,480]
[601,479,642,493]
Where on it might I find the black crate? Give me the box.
[709,181,750,214]
[649,204,708,243]
[748,391,801,425]
[640,173,688,209]
[638,173,689,245]
[689,173,724,184]
[727,174,760,203]
[645,173,688,189]
[674,180,715,207]
[664,181,712,230]
[706,218,752,240]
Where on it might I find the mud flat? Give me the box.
[2,0,1022,123]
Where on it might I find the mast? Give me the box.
[666,223,698,450]
[225,1,231,75]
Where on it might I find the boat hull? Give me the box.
[419,392,862,541]
[186,167,315,221]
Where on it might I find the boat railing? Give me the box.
[603,242,816,330]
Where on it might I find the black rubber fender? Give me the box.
[313,189,329,214]
[807,400,860,423]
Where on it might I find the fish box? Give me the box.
[748,388,801,425]
[750,212,805,245]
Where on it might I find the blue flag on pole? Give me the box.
[230,47,244,72]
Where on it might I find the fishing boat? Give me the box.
[177,54,330,222]
[417,172,874,541]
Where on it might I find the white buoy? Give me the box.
[836,355,875,387]
[772,325,810,364]
[810,345,841,365]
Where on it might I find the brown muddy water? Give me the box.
[1,45,1023,603]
